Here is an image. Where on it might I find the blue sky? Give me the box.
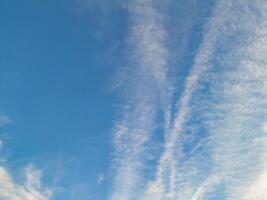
[1,0,267,200]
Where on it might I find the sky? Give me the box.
[0,0,267,200]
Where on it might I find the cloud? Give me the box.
[0,116,12,126]
[200,1,267,199]
[111,0,267,199]
[143,0,233,198]
[111,0,171,199]
[0,165,52,200]
[242,166,267,200]
[97,174,105,185]
[190,175,220,200]
[0,114,52,199]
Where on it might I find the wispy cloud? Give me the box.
[0,116,12,126]
[195,1,267,199]
[190,175,220,200]
[143,0,232,199]
[111,0,267,199]
[111,0,171,199]
[97,174,105,185]
[0,165,52,200]
[0,116,52,199]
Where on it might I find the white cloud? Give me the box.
[238,155,267,200]
[0,165,52,200]
[143,0,233,199]
[111,0,267,199]
[263,122,267,134]
[0,140,3,149]
[242,166,267,200]
[190,175,220,200]
[0,116,12,126]
[204,2,267,199]
[97,174,105,185]
[0,114,51,199]
[111,0,171,199]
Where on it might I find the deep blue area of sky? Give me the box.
[0,0,127,199]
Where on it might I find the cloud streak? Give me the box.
[0,165,52,200]
[111,0,171,199]
[0,116,52,200]
[143,0,233,199]
[112,0,267,199]
[0,116,12,126]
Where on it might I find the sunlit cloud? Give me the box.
[111,0,171,199]
[0,116,52,200]
[111,0,267,199]
[0,165,52,200]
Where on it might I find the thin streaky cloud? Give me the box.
[111,0,267,199]
[0,117,51,199]
[187,1,267,199]
[190,175,220,200]
[0,116,12,126]
[206,2,267,198]
[144,0,232,199]
[0,165,52,200]
[111,0,170,199]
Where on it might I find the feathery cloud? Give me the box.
[0,165,52,200]
[111,0,170,199]
[111,0,267,199]
[0,116,12,126]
